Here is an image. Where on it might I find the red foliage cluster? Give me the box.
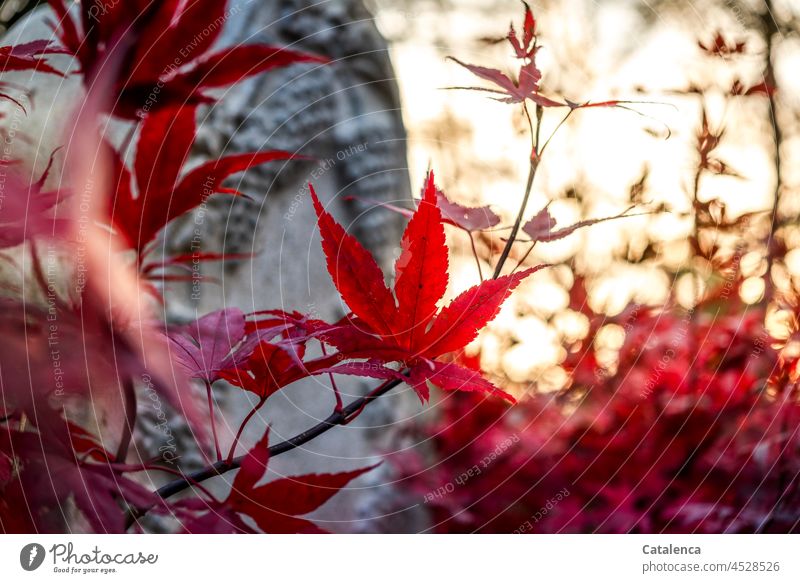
[394,286,800,533]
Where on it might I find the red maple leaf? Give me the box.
[522,204,639,244]
[108,105,295,258]
[174,429,377,533]
[168,308,248,384]
[310,171,543,402]
[0,40,66,76]
[47,0,326,118]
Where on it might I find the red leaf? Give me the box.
[177,45,327,89]
[168,308,246,383]
[522,205,637,243]
[218,341,305,399]
[48,0,327,117]
[205,430,380,533]
[0,41,65,77]
[135,105,196,195]
[410,361,516,403]
[422,267,544,358]
[232,427,271,494]
[394,172,449,349]
[310,184,399,338]
[176,151,297,201]
[435,186,500,232]
[448,57,562,106]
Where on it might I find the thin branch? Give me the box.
[226,396,266,464]
[763,0,783,304]
[204,380,222,462]
[126,377,402,528]
[321,344,344,413]
[468,232,484,281]
[492,104,543,278]
[115,378,137,463]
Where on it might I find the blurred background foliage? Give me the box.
[362,0,800,394]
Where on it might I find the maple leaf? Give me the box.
[507,2,537,59]
[311,171,541,403]
[521,204,638,244]
[48,0,327,118]
[108,105,295,257]
[176,429,377,533]
[347,184,500,233]
[168,308,247,384]
[0,40,66,77]
[698,32,746,57]
[218,341,315,400]
[435,187,501,232]
[448,57,562,107]
[1,411,163,533]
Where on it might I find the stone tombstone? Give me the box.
[1,0,423,532]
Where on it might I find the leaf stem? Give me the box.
[468,232,484,281]
[115,378,137,463]
[204,380,222,462]
[226,396,266,464]
[321,344,344,413]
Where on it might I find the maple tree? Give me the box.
[0,0,795,535]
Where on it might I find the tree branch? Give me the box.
[126,377,402,528]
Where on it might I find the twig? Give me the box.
[468,232,484,281]
[321,344,344,413]
[763,0,783,305]
[226,396,266,464]
[204,380,222,462]
[492,104,543,278]
[126,377,402,528]
[115,378,137,463]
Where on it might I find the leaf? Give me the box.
[448,57,563,106]
[135,105,197,195]
[0,40,65,77]
[422,267,544,358]
[410,361,516,403]
[434,185,501,232]
[310,184,399,338]
[180,430,378,534]
[176,151,296,200]
[218,341,305,399]
[176,45,327,89]
[111,105,295,256]
[48,0,327,117]
[230,451,378,533]
[394,172,449,349]
[311,175,544,402]
[522,205,638,243]
[168,308,247,383]
[232,427,272,493]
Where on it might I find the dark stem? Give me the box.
[125,377,402,529]
[492,104,543,278]
[762,0,782,305]
[226,397,267,464]
[115,378,137,463]
[321,344,344,414]
[204,380,222,462]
